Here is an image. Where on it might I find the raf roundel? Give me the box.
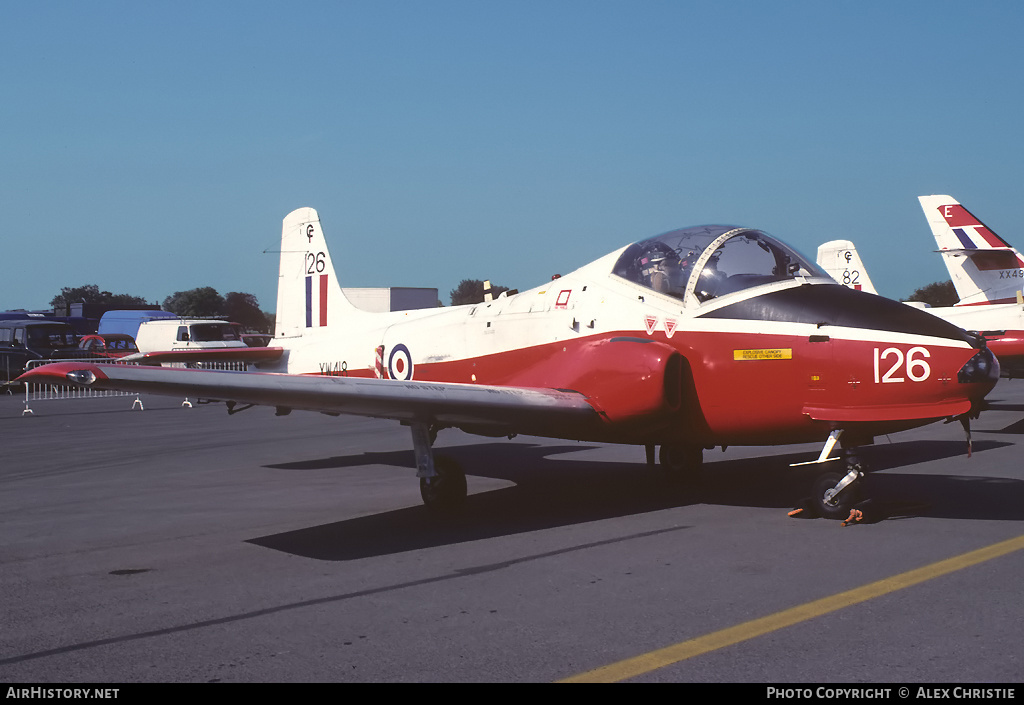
[388,344,414,381]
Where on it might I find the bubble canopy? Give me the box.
[611,225,830,304]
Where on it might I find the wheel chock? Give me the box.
[787,498,817,518]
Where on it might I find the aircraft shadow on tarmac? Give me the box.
[250,437,1023,561]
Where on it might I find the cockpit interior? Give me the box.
[612,225,829,304]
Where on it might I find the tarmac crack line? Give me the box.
[0,524,688,667]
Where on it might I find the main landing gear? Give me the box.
[411,422,467,513]
[647,442,704,485]
[791,429,865,520]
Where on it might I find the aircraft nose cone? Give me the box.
[958,346,1000,386]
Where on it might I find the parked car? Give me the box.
[77,333,140,358]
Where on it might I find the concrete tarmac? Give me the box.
[1,382,1023,683]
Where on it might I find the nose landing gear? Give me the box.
[811,461,864,520]
[791,429,867,520]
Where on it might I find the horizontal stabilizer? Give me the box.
[120,348,285,364]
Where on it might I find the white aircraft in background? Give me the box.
[23,208,999,519]
[816,240,878,295]
[817,196,1024,378]
[919,195,1024,306]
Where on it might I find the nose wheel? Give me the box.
[791,430,867,520]
[811,466,863,520]
[658,443,704,484]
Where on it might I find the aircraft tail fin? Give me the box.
[274,208,363,339]
[816,240,879,295]
[918,195,1024,306]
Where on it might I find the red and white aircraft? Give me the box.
[22,208,1000,518]
[818,195,1024,379]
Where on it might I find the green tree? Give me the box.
[905,280,958,308]
[449,279,511,306]
[50,284,148,310]
[224,292,270,332]
[162,287,225,317]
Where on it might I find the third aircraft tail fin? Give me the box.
[918,195,1024,306]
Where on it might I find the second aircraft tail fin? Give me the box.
[816,240,879,295]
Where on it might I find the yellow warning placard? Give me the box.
[733,348,793,361]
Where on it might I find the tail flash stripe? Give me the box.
[319,274,329,327]
[979,227,1009,249]
[943,205,1011,248]
[953,228,977,250]
[305,276,313,328]
[304,275,330,327]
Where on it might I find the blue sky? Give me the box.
[3,1,1022,312]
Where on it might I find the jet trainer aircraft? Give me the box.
[22,208,1000,519]
[818,195,1024,378]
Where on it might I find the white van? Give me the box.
[134,319,247,354]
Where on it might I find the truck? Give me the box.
[98,310,178,340]
[134,318,247,354]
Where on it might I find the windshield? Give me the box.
[189,323,242,342]
[612,225,828,303]
[104,337,139,352]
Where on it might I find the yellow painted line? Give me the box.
[561,534,1024,683]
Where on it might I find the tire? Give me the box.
[659,444,703,483]
[812,470,861,520]
[419,455,468,513]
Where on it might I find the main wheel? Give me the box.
[419,455,468,513]
[812,470,861,520]
[659,443,703,484]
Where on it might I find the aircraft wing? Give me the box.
[18,362,601,435]
[119,347,285,364]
